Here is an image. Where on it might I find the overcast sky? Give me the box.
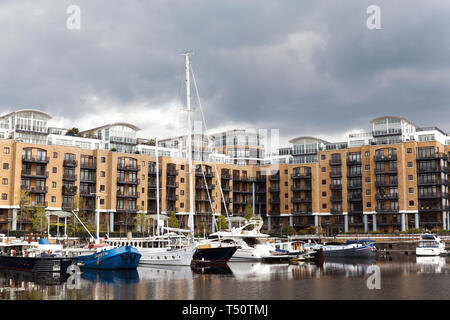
[0,0,449,147]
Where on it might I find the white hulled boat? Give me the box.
[416,233,447,256]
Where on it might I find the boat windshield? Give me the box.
[418,241,439,248]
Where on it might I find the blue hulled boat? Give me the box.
[77,245,141,270]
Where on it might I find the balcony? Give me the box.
[375,193,399,200]
[375,181,398,187]
[347,171,362,178]
[291,198,312,204]
[269,175,280,181]
[166,169,179,176]
[80,175,96,183]
[166,194,178,201]
[329,159,342,166]
[222,185,231,192]
[347,184,362,190]
[375,208,399,214]
[417,166,445,174]
[255,176,266,183]
[372,128,402,137]
[79,189,96,197]
[63,159,78,167]
[374,154,397,162]
[269,186,280,193]
[62,173,77,181]
[80,161,97,170]
[292,210,312,215]
[62,185,77,196]
[419,206,443,213]
[167,182,179,189]
[196,184,214,190]
[417,152,447,161]
[255,188,266,194]
[22,156,49,164]
[116,207,138,213]
[330,184,343,190]
[195,196,215,202]
[418,192,445,199]
[26,201,48,208]
[117,191,140,199]
[21,185,48,194]
[346,158,361,165]
[330,196,343,202]
[117,163,140,171]
[417,179,446,186]
[330,171,342,178]
[233,199,248,205]
[221,173,231,180]
[330,208,343,214]
[268,210,280,216]
[21,171,49,179]
[117,177,140,185]
[374,167,397,174]
[291,173,312,179]
[348,194,363,202]
[196,171,213,178]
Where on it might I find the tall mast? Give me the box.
[185,52,195,238]
[155,137,160,236]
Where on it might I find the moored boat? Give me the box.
[306,239,376,258]
[77,244,141,270]
[416,233,447,256]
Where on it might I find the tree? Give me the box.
[168,211,179,228]
[134,212,148,236]
[244,203,253,221]
[70,195,91,234]
[216,215,228,231]
[281,224,295,236]
[66,127,79,136]
[32,203,48,233]
[145,138,156,146]
[17,189,31,231]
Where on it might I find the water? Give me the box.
[0,256,449,300]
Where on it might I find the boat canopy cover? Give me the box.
[421,234,436,240]
[38,238,50,245]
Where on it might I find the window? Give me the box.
[322,192,326,197]
[180,202,184,208]
[407,148,412,154]
[142,187,145,193]
[100,199,105,205]
[365,151,370,158]
[408,175,413,181]
[322,203,327,209]
[409,200,414,206]
[53,167,57,174]
[284,181,288,186]
[3,147,9,154]
[100,185,105,191]
[284,169,288,174]
[142,174,145,180]
[322,179,326,185]
[365,177,371,183]
[142,161,145,167]
[365,165,370,171]
[53,152,58,159]
[2,178,7,185]
[285,205,289,210]
[181,165,184,170]
[181,178,185,183]
[408,188,414,194]
[51,196,56,203]
[408,162,413,168]
[52,182,56,188]
[367,202,371,208]
[180,190,184,196]
[321,154,326,160]
[366,189,371,195]
[284,193,288,198]
[101,157,106,163]
[2,163,8,170]
[1,193,6,200]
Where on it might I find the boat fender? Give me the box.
[12,249,16,256]
[48,250,51,255]
[25,250,29,257]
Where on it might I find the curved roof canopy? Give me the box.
[79,122,141,134]
[288,136,330,145]
[0,109,52,120]
[370,116,416,128]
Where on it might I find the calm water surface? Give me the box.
[0,256,449,300]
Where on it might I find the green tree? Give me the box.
[216,215,228,231]
[244,203,253,221]
[32,203,48,233]
[66,127,79,136]
[168,211,179,228]
[17,189,31,231]
[281,224,295,236]
[134,212,148,235]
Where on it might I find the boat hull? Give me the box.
[322,243,376,258]
[193,246,237,264]
[78,246,141,270]
[0,255,76,273]
[139,245,197,266]
[416,247,445,256]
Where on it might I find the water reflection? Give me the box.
[81,269,140,285]
[0,256,448,299]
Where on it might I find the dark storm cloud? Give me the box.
[0,0,449,141]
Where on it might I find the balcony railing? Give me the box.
[375,180,398,187]
[374,154,397,161]
[417,152,447,161]
[22,156,49,164]
[375,208,399,214]
[117,191,140,199]
[80,175,96,183]
[21,185,49,194]
[291,173,312,179]
[80,161,97,170]
[375,193,399,200]
[374,167,397,174]
[166,169,179,176]
[117,177,140,185]
[330,184,343,190]
[291,198,312,203]
[63,159,78,167]
[117,163,140,171]
[269,186,280,193]
[21,171,49,179]
[63,173,77,181]
[62,186,77,195]
[329,159,342,166]
[269,175,280,181]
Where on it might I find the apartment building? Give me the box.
[0,111,449,236]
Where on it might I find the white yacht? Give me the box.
[416,233,447,256]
